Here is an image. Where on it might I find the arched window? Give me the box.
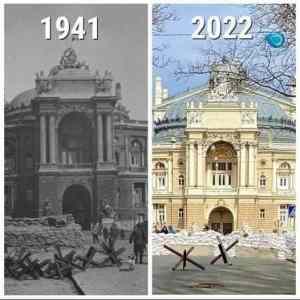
[178,175,184,186]
[259,175,266,188]
[59,112,92,165]
[130,140,143,168]
[277,162,293,191]
[153,161,167,191]
[5,139,16,173]
[206,142,237,188]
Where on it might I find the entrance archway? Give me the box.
[209,206,233,235]
[63,185,91,230]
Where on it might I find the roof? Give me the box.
[153,86,296,145]
[8,88,37,109]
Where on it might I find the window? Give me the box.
[228,175,231,185]
[158,176,166,188]
[178,208,184,219]
[280,177,288,187]
[153,204,166,224]
[277,162,292,191]
[260,175,266,188]
[178,175,184,186]
[207,142,237,188]
[218,162,226,171]
[280,205,288,226]
[218,174,225,186]
[259,209,265,219]
[133,183,145,208]
[130,140,143,168]
[5,139,16,173]
[153,161,167,191]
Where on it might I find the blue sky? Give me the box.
[153,4,255,97]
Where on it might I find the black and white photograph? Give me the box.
[4,4,148,295]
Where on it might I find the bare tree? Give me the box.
[152,4,178,68]
[174,4,295,98]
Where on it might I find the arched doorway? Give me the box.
[63,185,91,230]
[209,206,234,235]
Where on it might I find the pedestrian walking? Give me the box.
[129,223,147,264]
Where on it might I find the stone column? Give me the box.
[272,159,277,192]
[197,142,203,187]
[202,148,207,188]
[189,143,195,186]
[240,143,246,187]
[248,144,257,186]
[185,143,190,187]
[106,114,113,161]
[124,135,129,168]
[97,113,104,163]
[168,159,172,193]
[49,114,56,164]
[40,114,47,164]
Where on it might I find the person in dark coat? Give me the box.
[129,223,147,264]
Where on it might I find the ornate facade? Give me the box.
[152,60,296,233]
[5,48,147,229]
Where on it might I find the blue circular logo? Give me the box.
[265,32,285,48]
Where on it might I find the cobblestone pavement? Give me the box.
[74,264,147,295]
[153,256,295,295]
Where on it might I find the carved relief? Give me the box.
[56,103,95,127]
[241,111,255,125]
[187,111,202,128]
[204,132,240,144]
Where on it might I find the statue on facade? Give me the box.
[35,71,53,94]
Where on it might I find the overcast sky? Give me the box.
[5,4,147,120]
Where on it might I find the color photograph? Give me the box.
[152,4,296,295]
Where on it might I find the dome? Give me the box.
[164,90,289,121]
[8,88,37,109]
[153,88,295,145]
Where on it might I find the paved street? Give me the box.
[153,255,295,295]
[5,239,148,295]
